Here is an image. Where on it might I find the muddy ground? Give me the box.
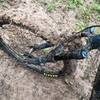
[0,0,100,100]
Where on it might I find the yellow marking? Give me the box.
[43,73,58,78]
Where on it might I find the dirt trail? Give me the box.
[0,0,99,100]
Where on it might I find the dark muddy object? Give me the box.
[90,64,100,100]
[0,25,100,77]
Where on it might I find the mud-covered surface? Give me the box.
[0,0,100,100]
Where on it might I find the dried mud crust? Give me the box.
[0,0,99,100]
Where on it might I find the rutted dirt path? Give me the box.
[0,0,99,100]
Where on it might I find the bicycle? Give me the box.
[0,25,100,77]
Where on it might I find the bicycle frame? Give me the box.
[0,25,100,77]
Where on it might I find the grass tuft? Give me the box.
[47,1,56,12]
[75,20,87,31]
[65,0,84,10]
